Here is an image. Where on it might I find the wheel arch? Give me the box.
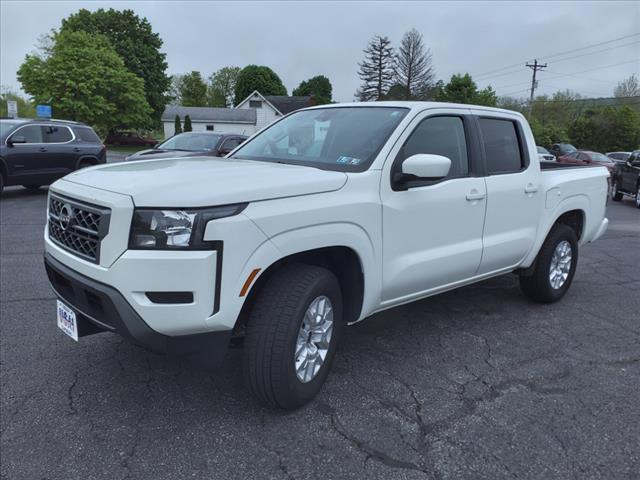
[521,195,589,268]
[75,155,99,169]
[234,244,367,335]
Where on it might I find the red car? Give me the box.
[557,150,617,174]
[105,131,158,147]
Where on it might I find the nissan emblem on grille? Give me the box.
[59,204,73,231]
[47,195,110,263]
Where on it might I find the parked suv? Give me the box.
[611,149,640,208]
[0,118,106,194]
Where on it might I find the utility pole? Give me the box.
[526,59,547,116]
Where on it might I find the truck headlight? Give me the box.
[129,204,247,249]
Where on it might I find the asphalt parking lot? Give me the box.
[1,186,639,480]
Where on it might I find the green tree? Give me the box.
[569,106,640,152]
[180,71,208,107]
[292,75,333,104]
[383,83,409,100]
[183,114,192,132]
[17,30,151,135]
[0,87,36,118]
[60,8,170,126]
[174,114,182,134]
[234,65,287,105]
[168,74,184,105]
[435,73,497,106]
[529,118,569,148]
[356,35,395,101]
[208,66,241,107]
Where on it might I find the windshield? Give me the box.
[158,133,221,151]
[1,120,24,138]
[537,146,550,154]
[232,107,409,171]
[591,153,612,163]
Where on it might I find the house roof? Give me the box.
[264,96,314,115]
[162,105,256,124]
[234,90,313,115]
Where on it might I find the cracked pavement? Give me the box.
[1,185,639,480]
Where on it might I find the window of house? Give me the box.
[249,100,262,108]
[206,125,214,131]
[479,118,525,174]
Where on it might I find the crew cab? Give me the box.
[610,149,640,208]
[43,102,609,409]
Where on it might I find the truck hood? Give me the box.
[125,149,206,161]
[61,157,348,207]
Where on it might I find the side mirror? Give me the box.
[394,154,452,190]
[7,135,26,146]
[218,149,230,157]
[402,153,451,178]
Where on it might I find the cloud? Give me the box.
[1,1,638,101]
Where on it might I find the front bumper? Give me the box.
[45,253,232,368]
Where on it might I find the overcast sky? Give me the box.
[1,1,639,102]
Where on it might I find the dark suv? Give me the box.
[611,149,640,208]
[0,118,106,194]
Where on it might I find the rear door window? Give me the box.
[43,125,73,143]
[479,118,525,174]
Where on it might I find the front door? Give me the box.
[380,110,487,304]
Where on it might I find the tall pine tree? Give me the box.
[356,35,395,101]
[395,29,435,100]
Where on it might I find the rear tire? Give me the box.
[636,184,640,209]
[520,224,578,304]
[243,264,343,410]
[610,180,623,201]
[0,172,4,196]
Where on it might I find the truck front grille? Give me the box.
[48,194,111,263]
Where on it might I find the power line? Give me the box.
[494,58,639,90]
[538,32,640,61]
[473,32,640,80]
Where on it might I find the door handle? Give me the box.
[73,147,81,152]
[39,147,48,152]
[466,191,486,201]
[525,183,539,194]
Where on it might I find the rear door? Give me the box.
[41,124,77,175]
[472,113,542,274]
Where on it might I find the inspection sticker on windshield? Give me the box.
[336,156,362,165]
[57,300,78,341]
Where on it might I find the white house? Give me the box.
[162,92,313,138]
[162,105,257,138]
[234,90,314,131]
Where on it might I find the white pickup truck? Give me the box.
[44,102,609,409]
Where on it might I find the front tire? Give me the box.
[610,180,623,201]
[22,184,41,190]
[636,184,640,209]
[243,264,343,410]
[520,224,579,303]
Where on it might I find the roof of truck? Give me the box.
[301,101,523,117]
